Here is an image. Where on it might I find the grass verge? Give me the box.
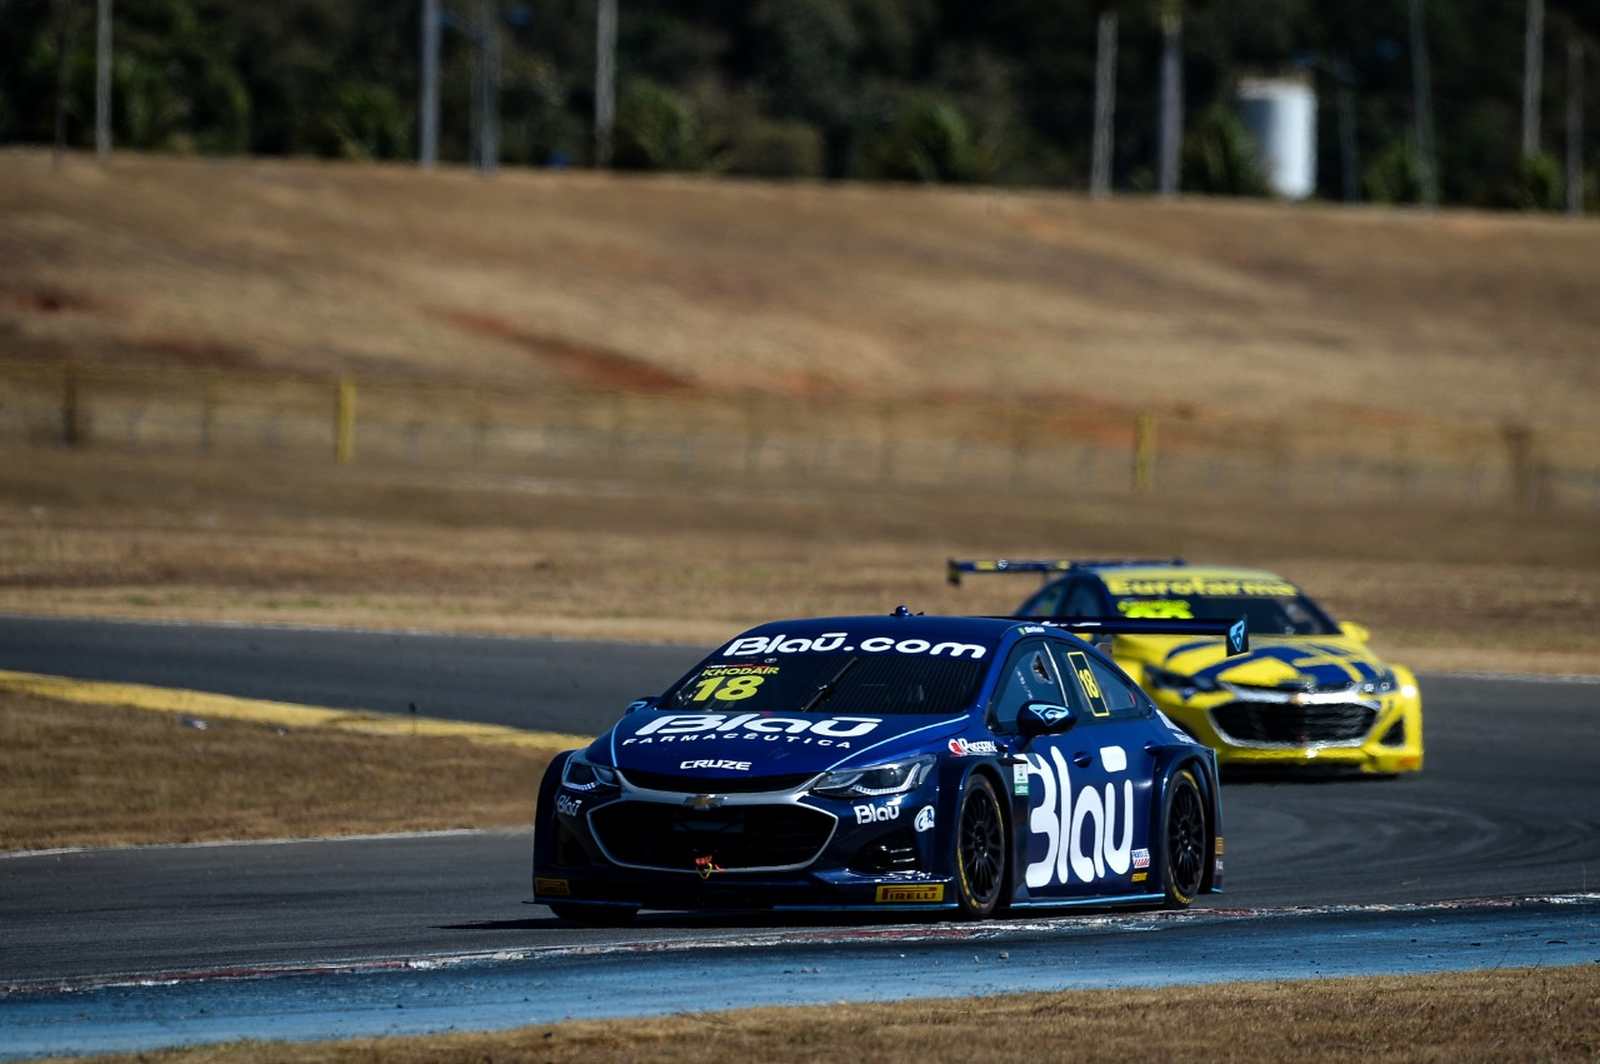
[6,150,1600,434]
[42,965,1600,1063]
[0,690,558,851]
[3,449,1598,675]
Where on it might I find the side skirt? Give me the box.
[1009,891,1166,910]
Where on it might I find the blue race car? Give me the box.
[531,609,1246,923]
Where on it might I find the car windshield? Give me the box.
[1113,594,1339,636]
[660,652,985,716]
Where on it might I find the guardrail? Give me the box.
[2,360,1596,509]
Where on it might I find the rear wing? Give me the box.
[1003,616,1250,657]
[947,557,1185,586]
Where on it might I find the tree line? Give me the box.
[3,0,1595,209]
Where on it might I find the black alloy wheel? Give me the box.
[954,773,1008,918]
[1161,768,1208,908]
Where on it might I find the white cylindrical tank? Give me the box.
[1236,77,1318,200]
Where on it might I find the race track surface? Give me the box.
[0,615,699,732]
[1,617,1597,1054]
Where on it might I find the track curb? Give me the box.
[0,669,593,751]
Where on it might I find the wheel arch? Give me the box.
[954,759,1014,915]
[1151,748,1220,895]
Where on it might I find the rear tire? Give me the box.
[1161,768,1208,909]
[549,903,638,926]
[952,773,1008,919]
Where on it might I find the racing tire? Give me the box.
[1160,767,1208,909]
[952,773,1008,919]
[549,902,638,926]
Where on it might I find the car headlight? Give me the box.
[561,752,618,792]
[1145,666,1219,694]
[811,756,934,799]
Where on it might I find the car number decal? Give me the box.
[1065,650,1110,718]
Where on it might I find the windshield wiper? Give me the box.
[800,657,859,713]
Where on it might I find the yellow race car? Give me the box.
[949,558,1423,775]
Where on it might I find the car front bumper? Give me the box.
[1158,688,1424,775]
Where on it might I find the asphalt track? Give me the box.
[1,617,1598,1054]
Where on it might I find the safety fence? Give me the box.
[2,360,1597,510]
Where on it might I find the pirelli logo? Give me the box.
[534,876,571,897]
[875,883,945,904]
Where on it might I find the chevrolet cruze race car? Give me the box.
[949,559,1423,775]
[532,609,1244,923]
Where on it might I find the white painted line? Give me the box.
[0,827,525,861]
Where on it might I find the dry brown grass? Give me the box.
[50,965,1600,1063]
[4,148,1599,433]
[2,448,1597,675]
[3,150,1598,670]
[0,688,548,851]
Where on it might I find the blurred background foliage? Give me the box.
[1,0,1596,206]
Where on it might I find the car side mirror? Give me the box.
[1017,701,1076,737]
[624,696,659,715]
[1339,621,1371,643]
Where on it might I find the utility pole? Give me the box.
[595,0,618,167]
[52,0,69,166]
[1569,38,1585,216]
[1157,3,1183,197]
[1522,0,1544,157]
[1408,0,1439,206]
[95,0,111,157]
[419,0,440,167]
[477,0,499,173]
[1336,74,1359,202]
[1090,10,1117,198]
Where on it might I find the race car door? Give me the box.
[1010,639,1152,900]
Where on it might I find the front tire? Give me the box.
[952,773,1008,919]
[1161,768,1208,908]
[549,903,638,926]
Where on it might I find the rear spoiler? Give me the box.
[947,557,1185,586]
[1000,616,1250,657]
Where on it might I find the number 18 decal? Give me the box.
[689,675,765,702]
[1066,650,1109,717]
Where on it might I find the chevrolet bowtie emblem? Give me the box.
[686,794,724,810]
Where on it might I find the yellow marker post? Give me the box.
[334,374,357,464]
[1132,411,1157,492]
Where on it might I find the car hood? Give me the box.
[1121,634,1392,690]
[601,709,967,785]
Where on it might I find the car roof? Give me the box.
[729,614,1023,647]
[1075,564,1292,584]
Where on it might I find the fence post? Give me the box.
[335,374,357,464]
[1501,421,1541,508]
[1132,411,1157,492]
[61,364,85,447]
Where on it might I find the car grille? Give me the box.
[618,769,816,794]
[1211,701,1377,746]
[590,801,836,871]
